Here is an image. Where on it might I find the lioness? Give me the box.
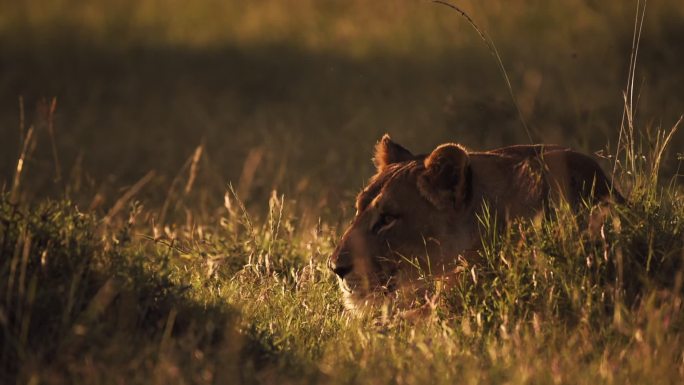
[329,134,622,313]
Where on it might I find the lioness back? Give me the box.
[329,135,622,312]
[471,144,621,213]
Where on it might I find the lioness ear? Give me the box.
[418,143,470,209]
[373,134,414,171]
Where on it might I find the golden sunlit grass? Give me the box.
[1,0,684,384]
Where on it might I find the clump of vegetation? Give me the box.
[0,197,242,383]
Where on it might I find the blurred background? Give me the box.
[1,0,682,222]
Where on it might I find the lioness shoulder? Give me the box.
[329,135,622,312]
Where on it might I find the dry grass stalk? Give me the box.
[237,146,265,199]
[184,145,204,195]
[103,170,156,225]
[45,97,62,183]
[10,126,35,204]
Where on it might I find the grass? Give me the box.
[2,161,683,384]
[1,0,684,384]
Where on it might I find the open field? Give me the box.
[1,1,684,383]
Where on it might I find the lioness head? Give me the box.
[328,135,480,312]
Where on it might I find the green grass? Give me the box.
[1,0,684,384]
[2,168,683,384]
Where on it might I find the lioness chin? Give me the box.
[329,134,622,316]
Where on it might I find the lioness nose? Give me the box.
[332,264,352,279]
[328,250,353,279]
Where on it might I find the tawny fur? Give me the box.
[330,135,622,314]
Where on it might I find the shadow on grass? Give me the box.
[0,195,311,384]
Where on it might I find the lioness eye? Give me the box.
[372,213,398,234]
